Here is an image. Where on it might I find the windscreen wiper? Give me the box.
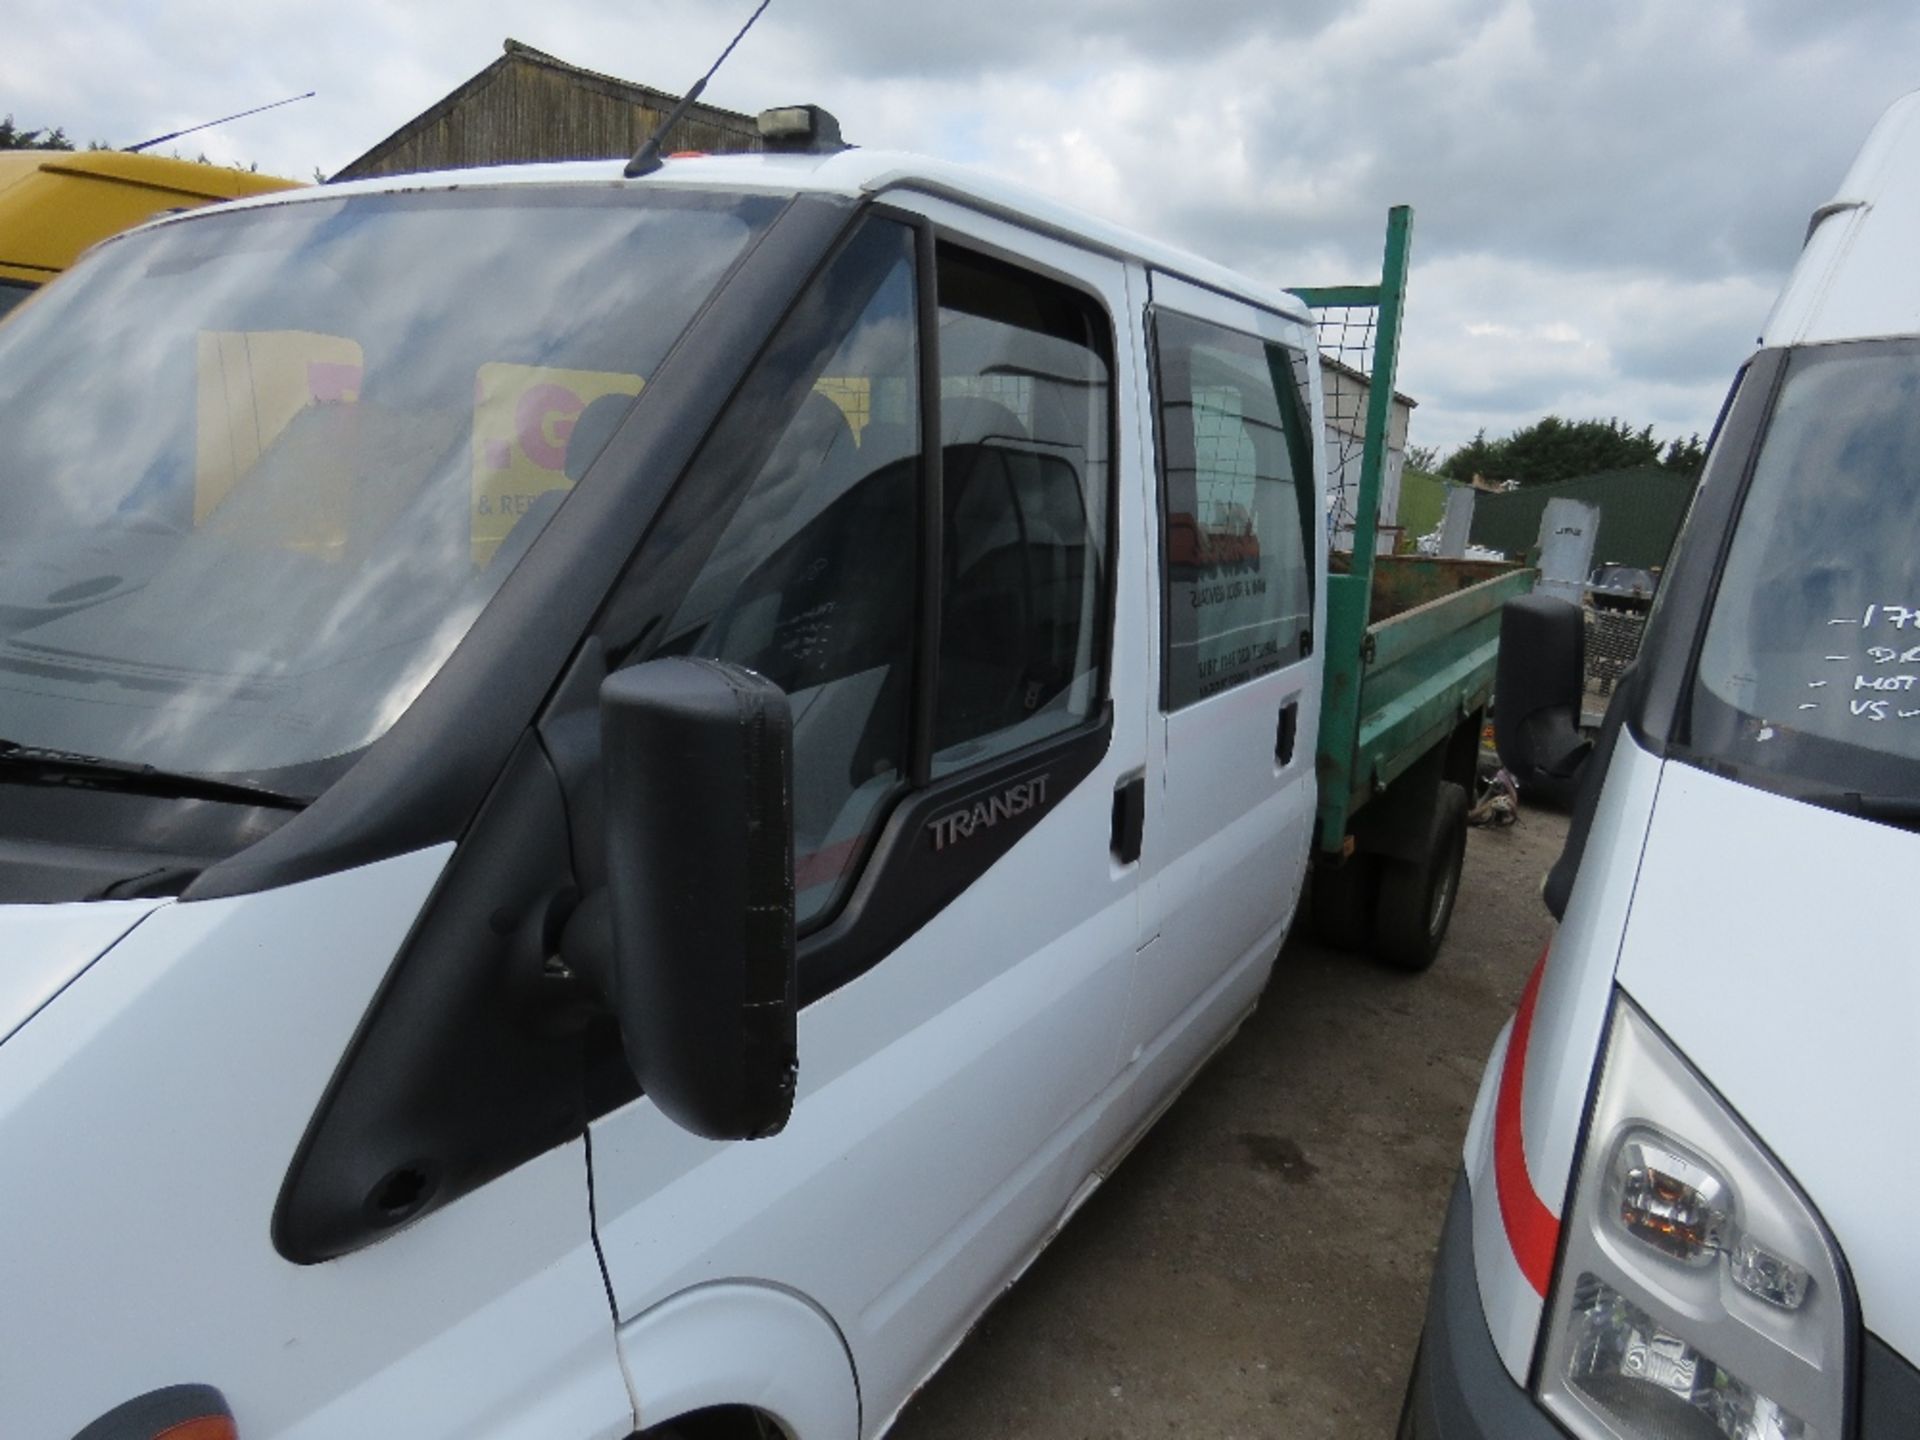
[0,740,308,811]
[1801,786,1920,832]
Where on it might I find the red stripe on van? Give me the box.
[1494,950,1559,1296]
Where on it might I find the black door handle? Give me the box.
[1111,771,1145,864]
[1276,700,1299,766]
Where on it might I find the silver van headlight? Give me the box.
[1536,993,1848,1440]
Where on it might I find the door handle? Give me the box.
[1111,770,1145,864]
[1276,700,1299,766]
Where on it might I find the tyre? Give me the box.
[1311,853,1377,952]
[1373,780,1469,972]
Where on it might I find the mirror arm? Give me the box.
[557,887,617,1006]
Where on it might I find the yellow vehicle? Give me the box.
[0,150,299,320]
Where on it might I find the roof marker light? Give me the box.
[625,0,775,179]
[757,105,848,155]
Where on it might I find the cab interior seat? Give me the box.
[706,396,917,853]
[935,397,1091,752]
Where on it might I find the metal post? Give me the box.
[1291,206,1416,852]
[1346,204,1413,585]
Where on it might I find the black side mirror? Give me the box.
[1494,594,1593,805]
[597,657,798,1141]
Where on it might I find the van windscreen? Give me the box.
[0,186,779,795]
[1689,338,1920,802]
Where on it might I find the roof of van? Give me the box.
[0,150,302,283]
[142,147,1315,326]
[1762,88,1920,347]
[0,150,300,203]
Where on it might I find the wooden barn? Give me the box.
[333,39,766,182]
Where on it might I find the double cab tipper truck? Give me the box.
[0,106,1517,1438]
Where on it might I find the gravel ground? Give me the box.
[891,802,1570,1439]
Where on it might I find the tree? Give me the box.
[2,117,275,173]
[1439,416,1701,486]
[0,115,74,150]
[1438,428,1498,483]
[1405,443,1441,473]
[1661,433,1706,475]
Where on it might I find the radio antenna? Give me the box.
[624,0,773,178]
[125,91,316,154]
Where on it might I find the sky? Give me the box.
[6,0,1918,458]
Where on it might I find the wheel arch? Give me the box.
[619,1281,860,1440]
[1347,716,1473,867]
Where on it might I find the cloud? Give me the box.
[1390,251,1776,451]
[4,0,1916,456]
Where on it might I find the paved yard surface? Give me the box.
[893,804,1569,1439]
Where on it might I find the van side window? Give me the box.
[631,220,923,927]
[1152,310,1316,710]
[933,245,1113,775]
[593,226,1117,933]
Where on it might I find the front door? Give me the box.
[582,200,1153,1433]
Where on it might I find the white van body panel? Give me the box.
[1464,730,1665,1383]
[1520,732,1664,1198]
[1762,88,1920,346]
[0,896,157,1044]
[1457,1010,1617,1388]
[1461,1019,1533,1372]
[1617,762,1920,1365]
[619,1283,858,1438]
[589,788,1140,1438]
[0,847,633,1440]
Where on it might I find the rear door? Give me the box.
[583,201,1155,1431]
[1121,272,1323,1061]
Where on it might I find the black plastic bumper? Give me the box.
[1399,1173,1564,1440]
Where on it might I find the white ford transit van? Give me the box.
[0,111,1364,1438]
[1402,89,1920,1440]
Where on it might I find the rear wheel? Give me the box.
[1373,781,1469,972]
